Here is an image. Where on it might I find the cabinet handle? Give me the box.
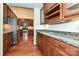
[58,45,64,49]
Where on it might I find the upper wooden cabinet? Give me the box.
[43,3,63,24]
[44,3,55,13]
[3,4,8,23]
[18,18,33,26]
[3,4,7,19]
[7,7,11,17]
[43,3,79,24]
[25,19,33,26]
[3,3,17,24]
[63,3,79,21]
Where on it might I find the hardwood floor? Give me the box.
[4,36,42,56]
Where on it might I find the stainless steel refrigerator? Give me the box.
[8,17,17,44]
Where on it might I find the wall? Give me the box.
[34,8,40,44]
[34,8,44,44]
[0,3,3,56]
[45,20,79,32]
[9,6,34,19]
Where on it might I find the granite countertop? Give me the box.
[37,30,79,48]
[3,31,13,34]
[3,28,21,34]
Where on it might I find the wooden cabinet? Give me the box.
[3,32,13,55]
[37,32,79,56]
[51,38,79,56]
[11,11,15,18]
[3,3,17,55]
[25,19,33,26]
[3,3,17,24]
[63,3,79,21]
[17,30,21,43]
[7,7,11,17]
[51,45,68,56]
[43,39,53,56]
[44,3,56,13]
[3,4,8,23]
[43,3,79,24]
[18,18,25,26]
[43,3,63,24]
[28,29,34,35]
[18,18,33,26]
[37,32,68,56]
[37,32,43,52]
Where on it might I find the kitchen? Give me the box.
[3,3,35,56]
[3,3,79,56]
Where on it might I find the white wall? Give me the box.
[9,6,34,19]
[0,3,3,56]
[34,8,40,45]
[34,7,79,45]
[34,8,45,44]
[46,20,79,32]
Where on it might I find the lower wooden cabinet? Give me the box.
[43,40,53,56]
[37,32,43,52]
[37,32,79,56]
[3,32,13,55]
[28,29,34,35]
[17,30,21,43]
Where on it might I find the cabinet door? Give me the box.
[17,30,20,43]
[11,12,16,18]
[25,19,33,26]
[42,39,48,56]
[49,37,79,56]
[63,3,79,20]
[3,33,12,55]
[11,11,14,18]
[42,35,53,56]
[37,33,43,52]
[44,41,53,56]
[37,33,39,47]
[3,4,8,23]
[18,19,25,26]
[28,29,34,35]
[52,45,68,56]
[44,3,56,13]
[7,7,11,17]
[39,33,43,52]
[3,4,7,18]
[43,3,64,24]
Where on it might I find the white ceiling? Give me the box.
[7,3,43,8]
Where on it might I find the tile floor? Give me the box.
[4,36,42,56]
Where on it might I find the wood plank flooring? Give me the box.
[4,36,42,56]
